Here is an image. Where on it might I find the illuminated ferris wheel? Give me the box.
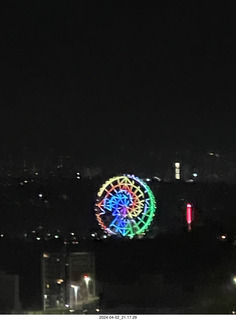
[95,174,156,238]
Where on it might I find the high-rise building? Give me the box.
[68,252,96,308]
[41,251,96,312]
[42,252,66,310]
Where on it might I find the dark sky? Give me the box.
[0,1,236,166]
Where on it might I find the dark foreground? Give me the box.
[0,225,236,314]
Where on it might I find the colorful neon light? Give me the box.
[186,203,193,225]
[95,174,156,238]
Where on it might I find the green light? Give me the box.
[95,174,156,238]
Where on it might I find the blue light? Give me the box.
[104,190,132,216]
[95,174,156,237]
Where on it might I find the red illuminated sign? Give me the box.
[186,203,193,225]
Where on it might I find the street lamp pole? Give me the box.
[84,275,91,299]
[71,285,79,307]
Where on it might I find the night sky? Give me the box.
[0,1,236,168]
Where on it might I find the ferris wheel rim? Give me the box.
[95,174,156,238]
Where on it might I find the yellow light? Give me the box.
[57,279,64,284]
[175,162,180,168]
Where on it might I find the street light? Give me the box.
[233,276,236,285]
[71,285,79,306]
[83,275,91,297]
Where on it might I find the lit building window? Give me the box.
[175,162,181,180]
[175,162,180,169]
[57,279,64,284]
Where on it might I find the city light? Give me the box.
[186,203,194,232]
[153,176,161,181]
[186,203,193,224]
[95,174,156,238]
[84,275,91,286]
[57,279,64,284]
[84,275,91,297]
[71,284,79,306]
[175,162,181,180]
[84,275,90,281]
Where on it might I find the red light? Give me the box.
[186,203,192,224]
[84,275,88,278]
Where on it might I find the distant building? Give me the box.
[0,271,21,313]
[174,162,181,180]
[42,252,66,310]
[42,251,97,312]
